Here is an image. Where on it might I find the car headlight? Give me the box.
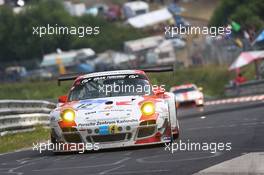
[61,109,75,122]
[141,102,155,116]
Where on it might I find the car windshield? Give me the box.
[68,74,151,101]
[173,87,196,94]
[135,9,147,15]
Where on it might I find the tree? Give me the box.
[0,0,146,68]
[209,0,264,31]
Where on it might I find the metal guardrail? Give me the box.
[0,100,56,135]
[225,79,264,97]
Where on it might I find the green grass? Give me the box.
[0,65,234,100]
[0,80,72,100]
[0,127,50,154]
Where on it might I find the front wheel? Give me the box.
[51,133,57,145]
[171,127,180,141]
[50,132,63,155]
[176,102,180,108]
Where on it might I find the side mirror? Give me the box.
[198,87,203,91]
[58,95,68,103]
[153,86,165,96]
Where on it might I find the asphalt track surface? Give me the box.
[0,102,264,175]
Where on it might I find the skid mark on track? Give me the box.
[136,152,222,164]
[101,169,170,174]
[0,156,47,167]
[0,149,31,157]
[7,162,35,175]
[0,156,51,175]
[32,157,131,172]
[99,165,125,175]
[186,121,264,131]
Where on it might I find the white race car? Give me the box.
[50,68,179,152]
[170,84,204,107]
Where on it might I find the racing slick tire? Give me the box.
[173,133,179,140]
[50,132,64,155]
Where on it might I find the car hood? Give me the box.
[64,96,145,128]
[175,91,202,101]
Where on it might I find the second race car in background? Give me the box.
[170,84,204,107]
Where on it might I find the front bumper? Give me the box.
[176,98,204,106]
[51,122,173,151]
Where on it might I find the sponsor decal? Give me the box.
[78,119,138,127]
[109,125,119,134]
[81,78,91,84]
[99,125,109,135]
[107,75,126,79]
[80,74,142,84]
[76,99,108,110]
[115,119,138,124]
[104,106,113,109]
[85,111,96,115]
[163,136,172,141]
[116,101,132,106]
[98,109,126,113]
[77,103,93,109]
[128,74,139,79]
[79,122,96,127]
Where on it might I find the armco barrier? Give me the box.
[0,100,56,135]
[225,79,264,97]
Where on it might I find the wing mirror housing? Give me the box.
[153,86,165,96]
[58,95,68,103]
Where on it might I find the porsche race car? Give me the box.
[170,84,204,107]
[50,67,179,152]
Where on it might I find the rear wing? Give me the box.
[57,73,83,86]
[57,65,174,86]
